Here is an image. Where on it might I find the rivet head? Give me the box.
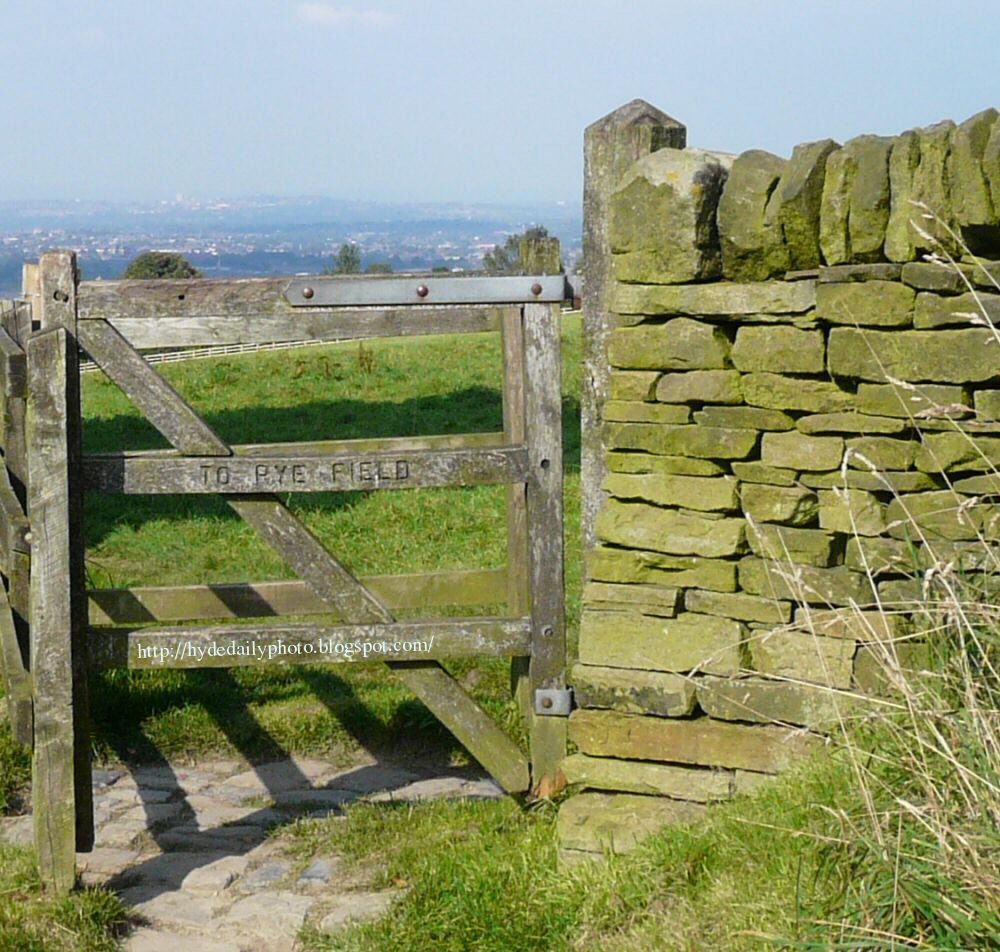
[542,697,554,709]
[531,282,543,296]
[416,284,429,298]
[302,286,314,300]
[542,625,554,638]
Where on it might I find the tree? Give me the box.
[324,242,361,275]
[481,225,553,274]
[365,262,392,274]
[122,251,202,279]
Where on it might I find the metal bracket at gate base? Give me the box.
[534,688,573,717]
[284,274,568,307]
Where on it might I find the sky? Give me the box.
[2,0,999,206]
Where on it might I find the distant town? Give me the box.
[0,195,582,298]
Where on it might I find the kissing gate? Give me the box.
[0,250,570,893]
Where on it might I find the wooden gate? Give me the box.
[0,250,569,894]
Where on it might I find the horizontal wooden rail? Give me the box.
[87,568,507,625]
[85,431,508,461]
[82,446,528,494]
[88,617,532,670]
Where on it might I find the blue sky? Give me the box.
[2,1,998,205]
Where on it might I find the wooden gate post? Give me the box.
[523,300,568,789]
[27,251,93,894]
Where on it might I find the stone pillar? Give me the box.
[581,100,686,552]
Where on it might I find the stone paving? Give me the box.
[0,755,504,951]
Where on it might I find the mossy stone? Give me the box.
[608,318,731,370]
[778,138,840,269]
[815,281,914,327]
[740,484,819,526]
[731,326,825,373]
[742,373,854,413]
[596,500,746,558]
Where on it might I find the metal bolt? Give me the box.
[542,625,554,638]
[416,284,429,298]
[542,696,554,709]
[531,282,543,296]
[302,286,314,300]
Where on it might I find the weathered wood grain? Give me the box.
[77,320,231,456]
[83,308,509,349]
[83,430,508,462]
[522,302,568,788]
[82,446,529,494]
[26,327,88,892]
[0,463,30,576]
[88,618,532,670]
[87,568,507,624]
[0,302,31,495]
[0,581,32,745]
[0,326,26,398]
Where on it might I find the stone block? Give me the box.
[975,390,1000,421]
[602,400,691,424]
[845,436,915,472]
[610,148,729,284]
[901,262,977,294]
[582,581,680,617]
[733,771,775,795]
[603,472,739,511]
[606,452,725,477]
[828,327,1000,382]
[885,490,998,541]
[579,610,745,675]
[793,606,904,642]
[818,488,887,536]
[914,432,1000,472]
[856,382,971,419]
[952,473,1000,493]
[613,280,815,319]
[750,629,856,688]
[718,149,789,281]
[604,422,758,459]
[596,500,746,558]
[801,469,936,493]
[761,431,844,471]
[952,108,999,229]
[561,754,731,800]
[844,535,914,576]
[568,709,821,772]
[740,483,819,526]
[742,373,854,413]
[815,281,914,327]
[796,412,907,435]
[778,138,840,269]
[819,263,902,283]
[730,461,799,486]
[608,318,731,370]
[731,326,825,374]
[696,676,859,729]
[570,663,696,717]
[986,114,1000,220]
[854,642,932,697]
[609,370,660,402]
[655,370,742,404]
[819,135,893,264]
[739,556,874,606]
[746,524,838,567]
[913,290,1000,329]
[685,589,792,625]
[695,406,794,430]
[557,792,706,855]
[587,546,738,592]
[885,123,959,262]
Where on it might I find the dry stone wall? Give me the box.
[560,106,1000,862]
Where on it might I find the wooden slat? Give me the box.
[0,581,32,746]
[85,308,506,349]
[0,464,29,577]
[88,617,532,670]
[82,446,529,495]
[522,302,568,790]
[0,326,26,398]
[77,320,231,456]
[26,327,86,891]
[84,431,509,462]
[87,568,507,625]
[0,302,31,493]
